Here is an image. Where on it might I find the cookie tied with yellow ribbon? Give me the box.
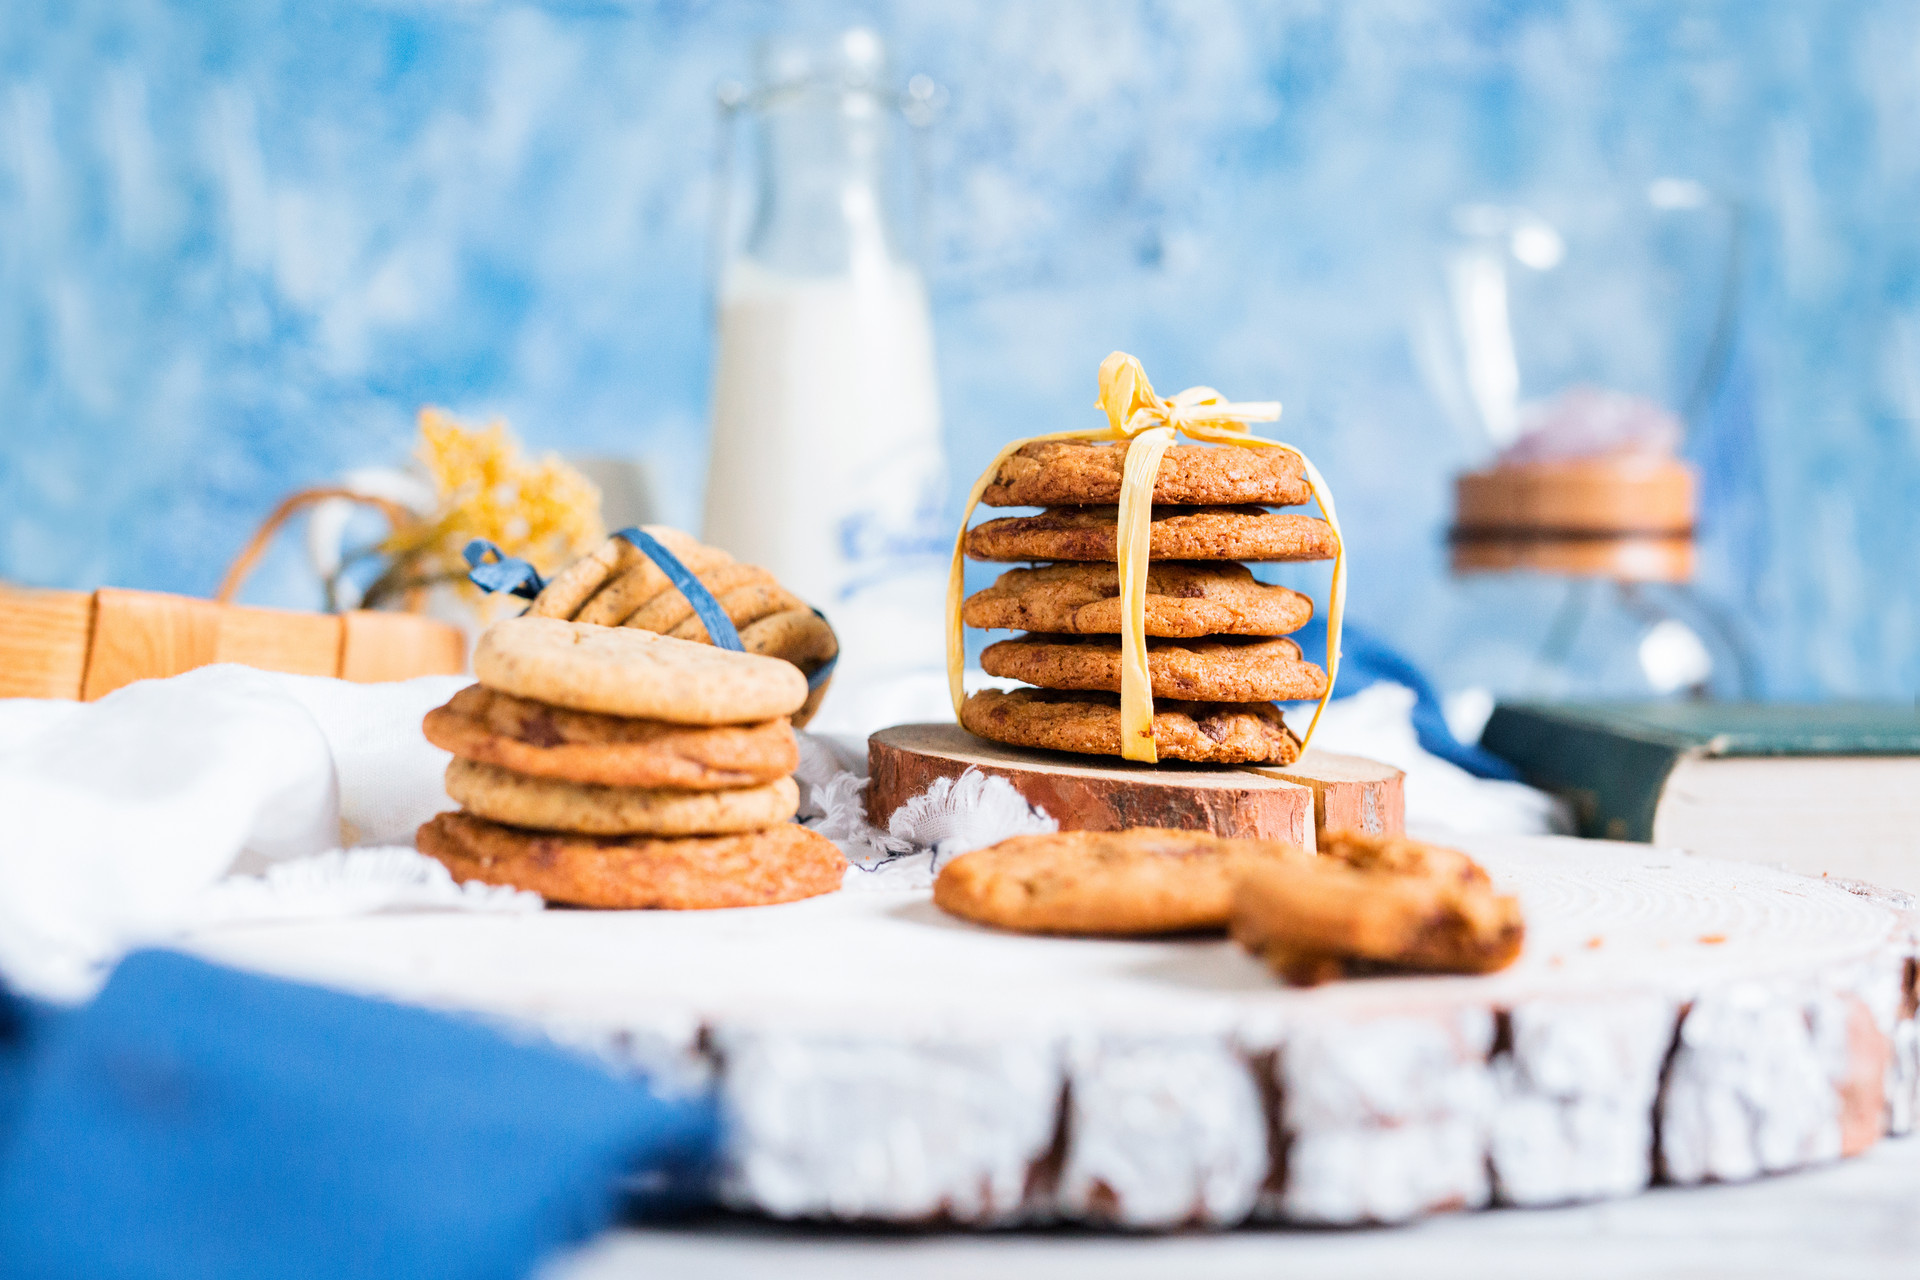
[949,352,1345,765]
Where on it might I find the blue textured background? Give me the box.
[3,1,1916,699]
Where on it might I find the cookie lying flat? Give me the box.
[981,634,1329,703]
[961,687,1301,765]
[419,811,845,909]
[980,440,1312,508]
[445,758,798,835]
[423,685,797,789]
[531,526,709,621]
[934,828,1314,935]
[966,506,1338,563]
[963,562,1314,638]
[1231,831,1525,985]
[472,616,807,724]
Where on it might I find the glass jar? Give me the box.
[1414,181,1757,702]
[703,28,949,714]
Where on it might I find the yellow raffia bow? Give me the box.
[947,352,1346,763]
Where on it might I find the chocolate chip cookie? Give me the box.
[979,634,1329,703]
[965,506,1338,563]
[962,561,1313,638]
[423,685,798,789]
[980,440,1312,508]
[472,616,807,724]
[960,687,1302,765]
[418,810,846,909]
[1231,831,1526,984]
[444,758,799,836]
[934,828,1314,934]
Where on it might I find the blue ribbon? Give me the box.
[801,607,838,693]
[610,527,743,652]
[464,529,836,692]
[463,540,545,600]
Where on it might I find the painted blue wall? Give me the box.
[3,1,1916,698]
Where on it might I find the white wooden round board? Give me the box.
[179,833,1920,1229]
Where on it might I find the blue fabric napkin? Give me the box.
[1289,618,1521,781]
[0,950,717,1280]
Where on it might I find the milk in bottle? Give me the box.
[704,30,949,727]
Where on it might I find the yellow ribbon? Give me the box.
[947,352,1346,763]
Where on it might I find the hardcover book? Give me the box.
[1481,701,1920,892]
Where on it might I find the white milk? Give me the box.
[703,259,949,711]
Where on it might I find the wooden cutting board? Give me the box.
[867,722,1404,847]
[182,834,1920,1230]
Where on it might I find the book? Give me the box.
[1480,701,1920,893]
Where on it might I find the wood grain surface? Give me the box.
[869,722,1404,846]
[81,587,223,699]
[869,721,1315,846]
[181,835,1920,1230]
[0,585,95,698]
[337,609,468,683]
[2,585,466,698]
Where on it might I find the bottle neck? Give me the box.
[743,86,906,278]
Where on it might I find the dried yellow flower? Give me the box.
[378,407,603,609]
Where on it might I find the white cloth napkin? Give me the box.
[0,665,536,1002]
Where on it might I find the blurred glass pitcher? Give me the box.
[703,28,946,622]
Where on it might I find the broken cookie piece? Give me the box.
[1230,831,1525,984]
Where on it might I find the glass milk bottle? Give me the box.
[704,28,949,720]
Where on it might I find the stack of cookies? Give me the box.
[959,440,1338,765]
[417,616,845,909]
[525,525,839,726]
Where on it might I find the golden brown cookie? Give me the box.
[734,608,838,670]
[933,828,1314,935]
[472,616,808,724]
[981,634,1329,703]
[418,811,845,909]
[963,561,1313,638]
[444,758,798,835]
[960,687,1301,765]
[1317,829,1496,886]
[620,561,774,632]
[980,440,1312,508]
[574,543,736,626]
[635,578,807,641]
[1231,831,1525,985]
[530,526,708,620]
[422,685,798,789]
[966,506,1338,563]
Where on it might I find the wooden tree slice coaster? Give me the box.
[1246,750,1406,838]
[867,722,1403,847]
[184,835,1920,1230]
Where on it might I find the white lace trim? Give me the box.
[196,846,543,926]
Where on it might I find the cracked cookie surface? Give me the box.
[960,687,1301,764]
[934,827,1315,934]
[980,440,1312,508]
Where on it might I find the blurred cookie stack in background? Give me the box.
[418,617,844,909]
[959,440,1338,765]
[526,526,839,726]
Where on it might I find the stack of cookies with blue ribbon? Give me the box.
[417,616,844,909]
[959,440,1337,765]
